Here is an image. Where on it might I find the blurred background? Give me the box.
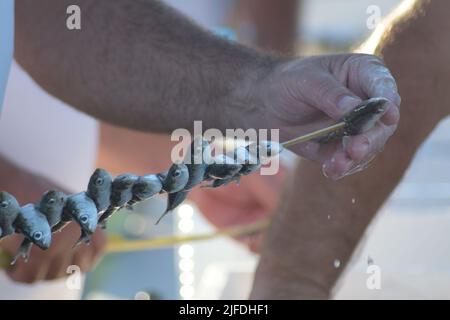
[2,0,450,299]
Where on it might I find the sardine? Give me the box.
[39,190,67,228]
[13,204,51,254]
[183,137,211,191]
[127,174,163,208]
[65,192,98,246]
[98,173,138,228]
[161,163,189,193]
[317,97,389,144]
[86,168,113,214]
[11,190,67,264]
[0,191,20,239]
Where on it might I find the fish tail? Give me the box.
[11,239,33,265]
[73,230,91,248]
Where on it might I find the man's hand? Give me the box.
[0,223,106,284]
[242,54,401,180]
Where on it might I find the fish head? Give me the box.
[18,205,52,250]
[343,97,389,135]
[0,191,20,222]
[71,207,98,235]
[78,213,97,234]
[30,226,52,250]
[187,136,211,164]
[89,168,113,194]
[39,190,67,215]
[163,163,189,193]
[66,195,98,235]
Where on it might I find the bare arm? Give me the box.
[15,0,400,179]
[251,0,450,299]
[14,0,277,133]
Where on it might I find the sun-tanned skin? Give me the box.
[251,0,450,299]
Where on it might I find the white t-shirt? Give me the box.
[0,0,14,112]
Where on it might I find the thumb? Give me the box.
[298,68,362,120]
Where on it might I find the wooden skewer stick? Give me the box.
[281,121,346,148]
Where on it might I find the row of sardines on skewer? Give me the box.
[0,138,282,264]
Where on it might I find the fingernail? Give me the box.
[379,89,401,107]
[337,96,362,112]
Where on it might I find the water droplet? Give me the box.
[351,198,356,204]
[134,291,151,300]
[333,259,341,268]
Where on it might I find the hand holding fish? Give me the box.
[242,53,401,180]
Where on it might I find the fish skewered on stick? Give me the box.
[0,97,389,263]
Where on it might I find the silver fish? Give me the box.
[0,191,20,239]
[39,190,67,228]
[317,97,389,144]
[161,163,189,193]
[127,174,163,208]
[86,168,113,214]
[183,137,211,191]
[65,192,98,245]
[13,204,51,252]
[12,190,67,264]
[98,173,139,228]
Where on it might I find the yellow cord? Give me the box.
[106,217,270,253]
[0,218,270,268]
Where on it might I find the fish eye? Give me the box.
[80,215,89,224]
[173,170,181,177]
[0,201,9,208]
[96,178,104,185]
[48,198,55,204]
[33,231,43,241]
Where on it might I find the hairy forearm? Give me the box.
[15,0,278,133]
[251,0,450,299]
